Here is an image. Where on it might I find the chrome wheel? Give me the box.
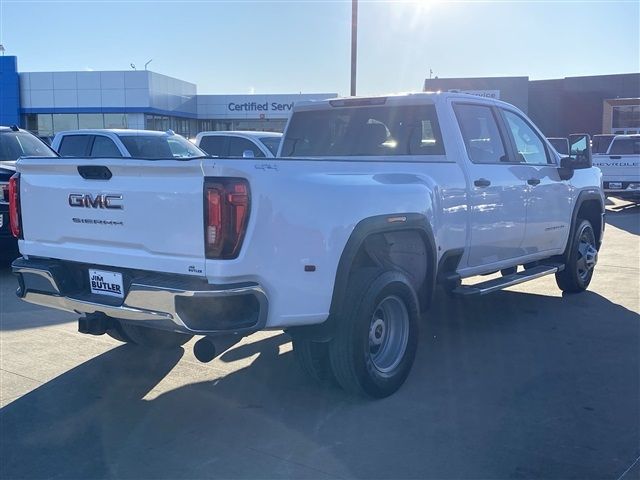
[368,295,410,374]
[576,226,598,282]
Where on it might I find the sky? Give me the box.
[0,0,638,96]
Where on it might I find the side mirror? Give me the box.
[559,134,592,180]
[568,133,592,167]
[242,150,255,158]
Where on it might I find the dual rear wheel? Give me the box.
[293,269,420,398]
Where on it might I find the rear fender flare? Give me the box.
[288,213,437,342]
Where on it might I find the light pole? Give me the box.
[350,0,358,96]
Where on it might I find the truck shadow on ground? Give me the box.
[1,289,639,479]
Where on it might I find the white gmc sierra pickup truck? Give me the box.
[9,93,605,398]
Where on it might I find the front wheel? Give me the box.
[556,219,598,293]
[329,269,420,398]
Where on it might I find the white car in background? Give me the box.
[194,131,282,158]
[592,134,640,201]
[51,129,206,159]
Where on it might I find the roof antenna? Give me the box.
[144,59,153,70]
[130,63,136,70]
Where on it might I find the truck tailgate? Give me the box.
[18,158,206,276]
[593,155,640,181]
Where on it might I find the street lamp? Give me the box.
[350,0,357,96]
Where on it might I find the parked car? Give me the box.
[592,134,640,200]
[51,129,206,159]
[0,126,57,258]
[547,137,570,156]
[10,93,604,397]
[194,131,282,158]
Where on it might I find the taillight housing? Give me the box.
[204,178,250,259]
[9,173,22,239]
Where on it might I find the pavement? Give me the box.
[0,200,638,479]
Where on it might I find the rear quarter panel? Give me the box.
[204,157,467,328]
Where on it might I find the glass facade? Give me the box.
[25,113,145,139]
[195,118,286,134]
[24,112,287,142]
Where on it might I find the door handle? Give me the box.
[609,155,622,160]
[474,178,491,188]
[527,178,541,186]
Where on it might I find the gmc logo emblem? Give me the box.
[68,193,123,210]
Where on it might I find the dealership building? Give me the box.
[0,55,336,139]
[2,54,639,140]
[424,73,640,137]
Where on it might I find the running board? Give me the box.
[453,264,564,296]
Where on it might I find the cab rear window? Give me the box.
[609,138,640,155]
[281,105,445,157]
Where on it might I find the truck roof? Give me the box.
[612,134,640,140]
[54,129,175,137]
[292,91,518,112]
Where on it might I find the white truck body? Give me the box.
[592,134,640,200]
[10,93,605,396]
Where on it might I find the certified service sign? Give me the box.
[451,89,501,99]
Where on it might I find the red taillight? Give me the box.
[9,173,22,239]
[205,178,250,259]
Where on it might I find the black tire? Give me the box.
[292,337,335,384]
[556,219,598,293]
[107,320,193,349]
[329,269,420,398]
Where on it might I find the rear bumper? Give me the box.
[603,181,640,200]
[12,257,268,336]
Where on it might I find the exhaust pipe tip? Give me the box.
[193,337,217,363]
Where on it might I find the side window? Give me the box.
[57,135,92,157]
[198,136,227,156]
[502,110,550,165]
[91,136,122,158]
[228,137,265,158]
[454,104,508,164]
[609,138,640,155]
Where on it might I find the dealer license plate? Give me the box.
[89,269,124,298]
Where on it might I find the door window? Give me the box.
[58,135,92,157]
[502,110,550,165]
[91,136,122,157]
[198,136,227,156]
[454,104,508,164]
[228,137,265,158]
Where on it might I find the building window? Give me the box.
[612,105,640,129]
[52,114,79,133]
[145,114,169,132]
[78,113,105,129]
[104,113,128,129]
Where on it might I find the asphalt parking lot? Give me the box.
[1,201,638,480]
